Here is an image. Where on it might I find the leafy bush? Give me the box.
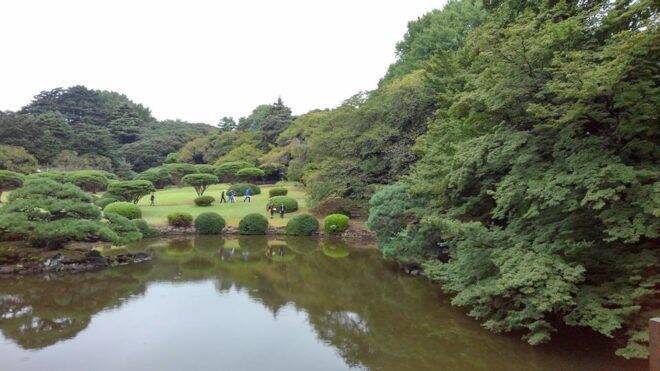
[68,170,110,193]
[268,187,288,197]
[167,212,194,228]
[194,164,217,174]
[134,167,172,189]
[104,212,142,244]
[236,167,265,181]
[107,180,155,204]
[194,195,215,206]
[267,196,298,213]
[238,213,268,235]
[95,197,119,208]
[286,214,319,236]
[132,219,159,238]
[0,179,137,248]
[103,201,142,220]
[323,214,349,234]
[182,173,219,196]
[161,163,198,186]
[24,171,69,183]
[214,161,252,182]
[194,212,226,234]
[0,145,38,174]
[229,183,261,196]
[312,197,365,218]
[0,170,24,202]
[164,152,180,163]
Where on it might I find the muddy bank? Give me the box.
[0,242,151,276]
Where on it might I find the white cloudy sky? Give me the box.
[0,0,443,125]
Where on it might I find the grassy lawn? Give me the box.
[137,183,309,227]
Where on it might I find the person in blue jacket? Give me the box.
[243,187,252,203]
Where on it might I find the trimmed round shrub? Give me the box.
[103,201,142,220]
[167,212,194,228]
[132,219,159,238]
[194,212,226,234]
[194,195,215,206]
[68,170,109,193]
[229,183,261,196]
[236,167,265,181]
[95,197,119,208]
[286,214,319,236]
[323,214,350,234]
[268,187,288,197]
[267,196,298,213]
[239,213,269,235]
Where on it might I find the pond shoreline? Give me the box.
[0,226,375,277]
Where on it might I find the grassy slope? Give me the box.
[137,183,308,227]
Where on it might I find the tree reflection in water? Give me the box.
[0,236,643,370]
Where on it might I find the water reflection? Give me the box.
[0,237,644,371]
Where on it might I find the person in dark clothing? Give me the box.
[219,191,227,203]
[150,194,155,206]
[279,203,285,218]
[269,205,276,219]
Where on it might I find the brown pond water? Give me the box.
[0,236,646,371]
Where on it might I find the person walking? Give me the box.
[244,188,252,203]
[279,203,285,218]
[228,190,235,203]
[268,205,276,219]
[150,193,155,206]
[219,190,227,204]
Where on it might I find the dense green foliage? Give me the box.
[266,196,298,213]
[167,212,194,228]
[323,214,350,234]
[193,195,215,207]
[103,201,142,220]
[366,0,659,359]
[68,170,110,193]
[236,167,265,181]
[0,179,136,247]
[0,145,38,174]
[182,173,219,196]
[238,213,269,235]
[106,180,155,204]
[0,170,24,202]
[194,212,226,234]
[0,86,213,172]
[268,187,288,197]
[131,219,159,238]
[94,197,120,209]
[285,214,319,236]
[228,183,261,196]
[103,212,143,244]
[214,161,252,182]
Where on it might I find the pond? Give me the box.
[0,236,645,371]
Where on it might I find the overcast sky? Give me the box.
[0,0,443,125]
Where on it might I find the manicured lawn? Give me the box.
[137,183,308,227]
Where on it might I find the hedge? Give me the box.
[286,214,319,236]
[238,213,269,235]
[214,161,252,182]
[323,214,350,234]
[229,183,261,196]
[267,196,298,213]
[103,201,142,220]
[195,212,226,234]
[167,212,194,228]
[194,195,215,206]
[132,219,159,238]
[95,197,119,209]
[268,187,288,197]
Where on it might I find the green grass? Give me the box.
[137,183,309,227]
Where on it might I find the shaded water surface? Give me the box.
[0,236,645,371]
